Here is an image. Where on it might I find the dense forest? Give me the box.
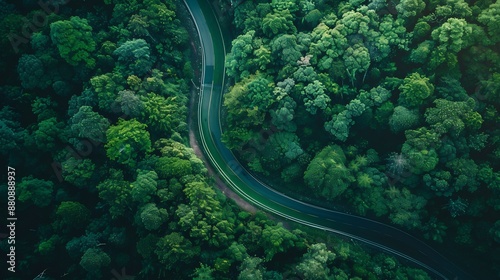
[0,0,452,279]
[217,0,500,278]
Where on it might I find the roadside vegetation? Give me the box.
[0,0,444,279]
[218,0,500,278]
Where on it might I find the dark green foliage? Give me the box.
[79,248,111,276]
[17,54,51,89]
[389,106,420,133]
[296,243,335,280]
[0,107,25,155]
[304,145,354,200]
[55,201,91,231]
[18,176,54,207]
[222,1,499,277]
[3,0,498,278]
[69,106,110,143]
[105,118,152,166]
[113,39,154,76]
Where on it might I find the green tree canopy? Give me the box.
[50,16,96,67]
[18,176,54,208]
[69,106,110,143]
[304,145,354,200]
[113,38,154,76]
[105,118,152,166]
[398,72,434,108]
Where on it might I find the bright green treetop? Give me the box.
[50,16,96,67]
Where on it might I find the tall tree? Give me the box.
[50,16,96,67]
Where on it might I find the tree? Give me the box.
[386,187,427,229]
[18,176,54,208]
[90,72,125,112]
[68,88,98,116]
[410,40,434,64]
[324,97,367,142]
[105,118,152,166]
[396,0,425,21]
[293,66,318,83]
[227,242,249,262]
[62,158,96,188]
[96,169,132,219]
[0,107,25,155]
[155,232,200,270]
[225,30,256,79]
[79,248,111,275]
[252,45,272,71]
[69,106,110,143]
[116,90,144,117]
[261,223,298,260]
[423,171,453,197]
[424,98,482,136]
[140,92,186,134]
[141,69,174,96]
[193,264,215,280]
[66,232,101,259]
[37,235,60,256]
[131,170,158,205]
[30,117,64,152]
[238,257,265,280]
[138,203,168,231]
[136,233,159,258]
[478,2,500,43]
[155,156,192,179]
[389,106,419,133]
[343,43,370,86]
[32,96,57,122]
[113,38,154,76]
[401,128,440,175]
[270,34,302,66]
[261,132,304,171]
[296,243,335,280]
[270,96,297,132]
[423,217,447,243]
[302,80,330,115]
[324,111,353,142]
[183,181,222,219]
[304,145,354,200]
[446,157,480,193]
[224,74,274,126]
[445,197,468,218]
[431,18,472,53]
[398,73,434,108]
[17,54,51,89]
[56,201,91,231]
[309,23,348,74]
[262,10,296,37]
[490,220,500,243]
[50,16,96,67]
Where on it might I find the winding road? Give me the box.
[183,0,472,279]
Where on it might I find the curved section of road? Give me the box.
[183,0,472,279]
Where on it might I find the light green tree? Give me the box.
[398,73,434,108]
[138,203,168,231]
[105,118,152,166]
[478,2,500,43]
[131,170,158,205]
[18,176,54,208]
[304,145,354,200]
[389,106,419,133]
[50,16,96,67]
[296,243,336,280]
